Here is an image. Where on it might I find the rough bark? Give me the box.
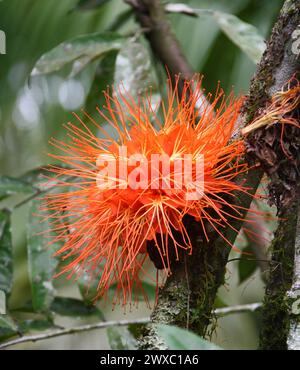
[126,0,300,349]
[287,204,300,350]
[248,0,300,350]
[259,207,298,349]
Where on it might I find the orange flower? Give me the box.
[44,76,250,306]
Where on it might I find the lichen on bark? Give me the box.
[259,209,297,350]
[287,204,300,350]
[244,0,300,350]
[126,0,300,349]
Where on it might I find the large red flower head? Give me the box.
[44,76,249,306]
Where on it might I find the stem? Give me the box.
[125,0,210,110]
[125,0,194,79]
[215,302,262,316]
[0,317,150,350]
[13,190,42,210]
[0,303,262,350]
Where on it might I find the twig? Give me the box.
[0,303,263,349]
[0,317,150,350]
[214,302,262,316]
[13,190,42,210]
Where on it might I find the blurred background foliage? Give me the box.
[0,0,282,349]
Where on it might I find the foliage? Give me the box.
[156,324,222,350]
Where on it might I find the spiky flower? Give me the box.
[44,77,250,306]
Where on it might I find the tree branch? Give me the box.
[125,0,194,79]
[125,0,299,350]
[0,317,150,350]
[0,303,262,350]
[214,302,262,316]
[125,0,210,110]
[251,0,300,350]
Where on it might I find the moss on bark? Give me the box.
[259,210,297,349]
[245,0,300,349]
[131,0,300,349]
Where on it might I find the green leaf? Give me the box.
[211,11,265,63]
[75,0,112,11]
[50,296,104,318]
[27,199,58,312]
[0,210,13,297]
[0,315,18,341]
[0,176,35,199]
[18,318,54,334]
[156,324,222,350]
[107,327,137,350]
[114,39,160,105]
[238,245,257,284]
[85,51,118,115]
[31,32,124,77]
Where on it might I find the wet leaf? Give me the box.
[211,11,265,63]
[31,32,123,77]
[114,39,161,107]
[27,199,58,312]
[0,315,18,341]
[85,51,118,115]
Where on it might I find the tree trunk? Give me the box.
[126,0,300,349]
